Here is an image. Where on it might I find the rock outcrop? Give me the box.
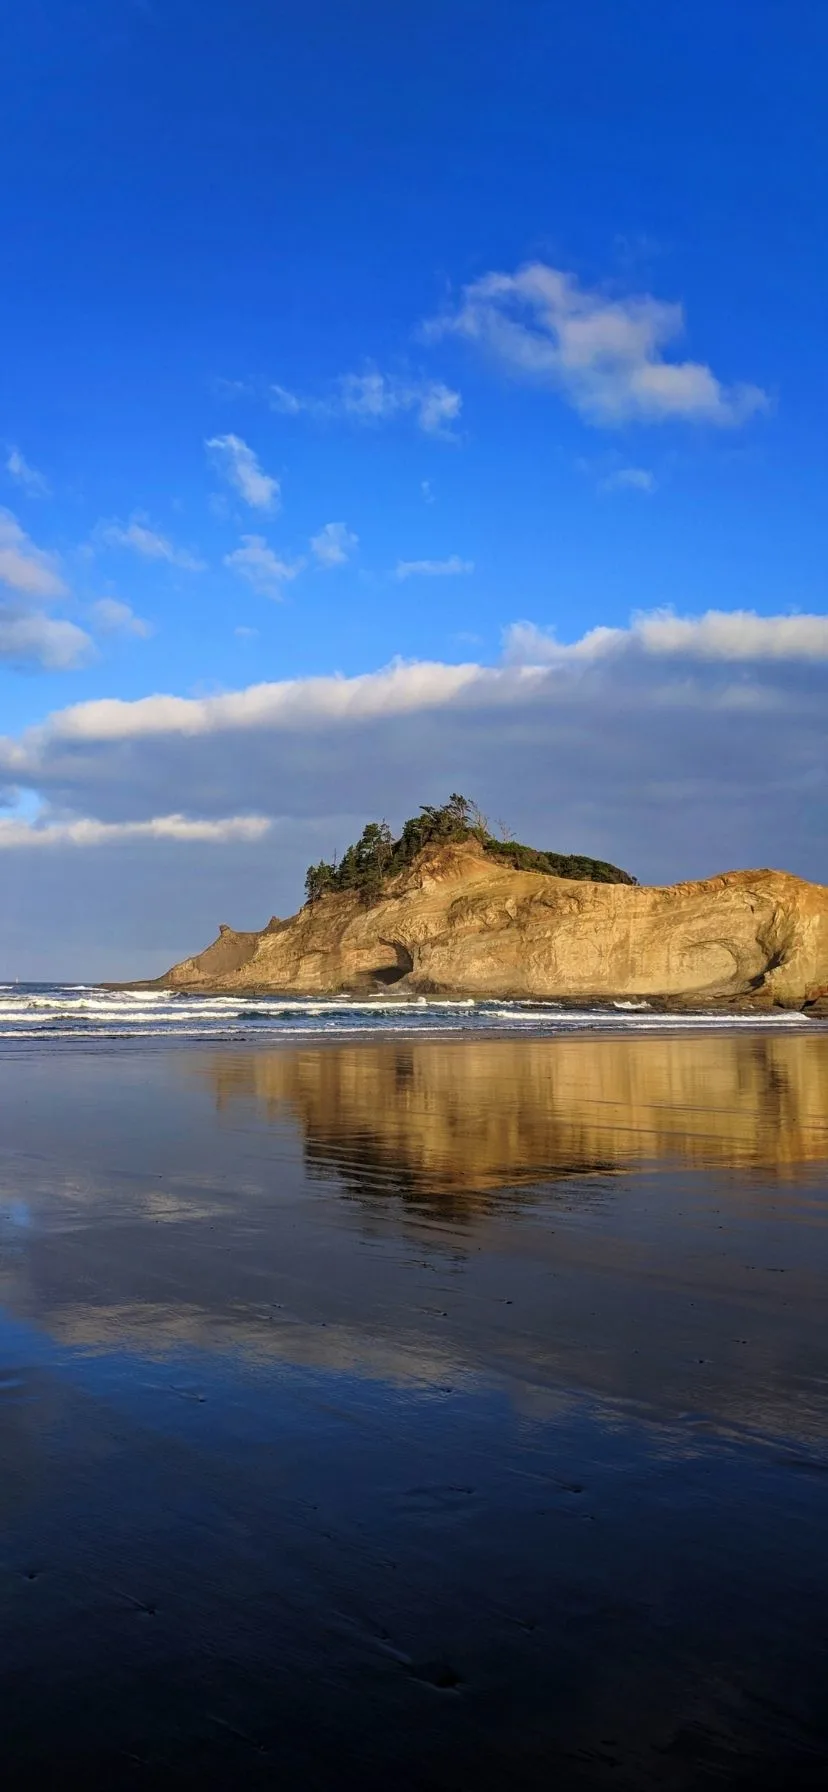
[162,840,828,1008]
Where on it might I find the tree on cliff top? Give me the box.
[304,797,635,904]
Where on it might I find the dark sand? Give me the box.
[1,1031,827,1788]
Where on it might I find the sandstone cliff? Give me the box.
[161,840,828,1008]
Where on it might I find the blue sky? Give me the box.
[1,0,827,976]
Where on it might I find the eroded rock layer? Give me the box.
[162,841,828,1008]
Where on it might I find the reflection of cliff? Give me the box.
[205,1033,828,1194]
[2,1037,825,1453]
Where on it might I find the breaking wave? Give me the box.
[0,984,815,1043]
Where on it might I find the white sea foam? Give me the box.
[0,983,815,1044]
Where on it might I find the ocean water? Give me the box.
[0,980,821,1041]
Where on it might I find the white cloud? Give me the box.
[235,625,259,639]
[310,522,358,568]
[0,510,89,670]
[412,383,462,436]
[224,535,304,597]
[205,434,280,511]
[503,609,828,665]
[395,555,474,580]
[1,609,826,921]
[271,369,462,438]
[0,610,93,671]
[0,609,823,767]
[0,508,67,598]
[5,447,50,497]
[3,659,481,753]
[600,466,656,495]
[90,598,152,639]
[339,372,401,422]
[421,479,435,504]
[0,813,272,850]
[425,262,769,428]
[94,515,205,571]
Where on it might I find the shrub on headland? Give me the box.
[304,795,635,904]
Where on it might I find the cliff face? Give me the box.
[163,841,828,1007]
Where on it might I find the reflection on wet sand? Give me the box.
[0,1038,827,1787]
[203,1031,828,1194]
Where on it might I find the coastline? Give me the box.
[146,850,828,1013]
[108,978,828,1018]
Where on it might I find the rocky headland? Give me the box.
[160,836,828,1012]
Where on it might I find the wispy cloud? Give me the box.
[0,508,67,598]
[425,262,769,428]
[224,535,304,597]
[205,433,280,511]
[5,446,50,498]
[90,598,152,639]
[599,466,656,495]
[0,509,91,670]
[502,610,828,665]
[0,813,272,849]
[310,522,358,568]
[93,515,205,570]
[421,479,435,504]
[271,368,462,439]
[395,555,474,580]
[269,384,304,416]
[0,610,93,671]
[212,377,252,399]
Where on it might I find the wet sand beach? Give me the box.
[1,1029,827,1787]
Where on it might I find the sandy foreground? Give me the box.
[0,1031,826,1788]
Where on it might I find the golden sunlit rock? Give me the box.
[163,841,828,1007]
